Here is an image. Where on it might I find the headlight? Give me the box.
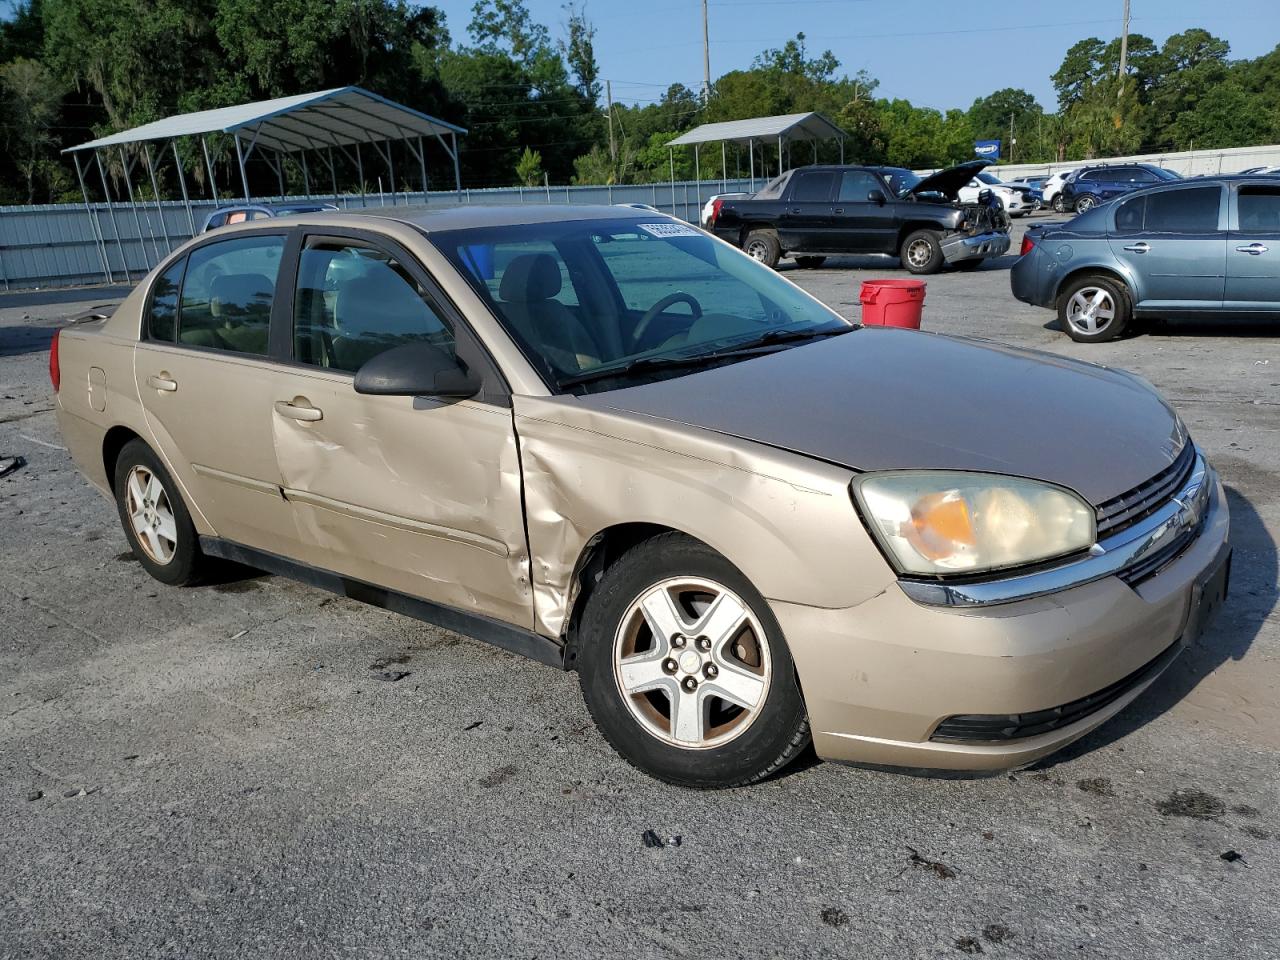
[852,473,1095,576]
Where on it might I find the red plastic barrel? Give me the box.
[859,279,926,329]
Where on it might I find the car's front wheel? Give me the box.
[1058,274,1131,343]
[112,438,207,586]
[900,229,945,274]
[576,533,810,788]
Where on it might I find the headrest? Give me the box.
[498,253,562,303]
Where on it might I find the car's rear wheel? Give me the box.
[1052,195,1066,213]
[743,230,781,269]
[1074,194,1098,214]
[1058,274,1131,343]
[575,533,810,788]
[794,256,826,269]
[112,439,207,586]
[900,229,944,275]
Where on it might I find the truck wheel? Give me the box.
[794,256,826,269]
[743,231,781,269]
[575,532,810,788]
[900,230,944,275]
[1058,274,1131,343]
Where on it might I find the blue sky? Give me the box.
[430,0,1278,112]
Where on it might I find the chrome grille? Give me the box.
[1096,443,1195,539]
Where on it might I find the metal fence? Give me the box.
[0,178,758,291]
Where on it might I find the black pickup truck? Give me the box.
[707,160,1011,274]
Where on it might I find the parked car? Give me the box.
[1237,165,1280,175]
[709,160,1010,273]
[1059,163,1181,214]
[200,202,339,233]
[1043,169,1078,212]
[700,192,750,228]
[52,205,1229,787]
[958,172,1029,217]
[1012,174,1279,342]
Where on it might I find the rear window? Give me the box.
[754,171,793,200]
[791,171,836,202]
[1144,186,1220,233]
[1237,186,1280,232]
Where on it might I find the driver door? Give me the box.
[267,231,533,628]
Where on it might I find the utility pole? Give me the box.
[1009,113,1015,164]
[701,0,711,101]
[1117,0,1131,100]
[606,79,617,165]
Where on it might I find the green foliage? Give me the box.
[515,145,543,186]
[1,56,63,202]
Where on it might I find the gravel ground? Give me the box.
[2,217,1278,959]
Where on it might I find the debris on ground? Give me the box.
[27,790,42,801]
[1077,777,1115,797]
[1220,850,1246,864]
[642,829,665,849]
[370,655,411,670]
[0,455,26,479]
[464,720,483,731]
[820,907,848,928]
[906,846,957,879]
[983,923,1013,944]
[1156,788,1226,820]
[1232,804,1260,818]
[375,670,411,682]
[955,935,984,954]
[62,787,85,798]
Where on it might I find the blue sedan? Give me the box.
[1011,175,1280,342]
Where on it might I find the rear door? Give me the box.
[1225,182,1280,312]
[134,231,307,556]
[1109,184,1226,312]
[778,170,837,250]
[266,231,532,627]
[830,169,898,253]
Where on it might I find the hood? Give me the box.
[907,160,991,201]
[576,328,1185,506]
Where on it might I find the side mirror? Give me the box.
[353,340,480,399]
[868,190,886,205]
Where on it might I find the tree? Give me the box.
[968,88,1043,149]
[561,1,599,102]
[1,57,63,201]
[469,0,549,60]
[516,145,543,185]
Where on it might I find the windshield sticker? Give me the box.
[637,222,702,239]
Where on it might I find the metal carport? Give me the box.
[62,86,466,281]
[666,112,848,194]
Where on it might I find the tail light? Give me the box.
[708,198,724,226]
[49,329,61,393]
[1019,233,1036,257]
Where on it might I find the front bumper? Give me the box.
[941,230,1010,263]
[774,468,1230,772]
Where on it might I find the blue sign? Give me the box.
[974,139,1002,159]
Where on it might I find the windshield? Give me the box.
[431,218,847,393]
[1152,167,1182,181]
[878,167,921,197]
[977,172,1001,184]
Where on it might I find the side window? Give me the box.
[1128,169,1158,183]
[838,170,882,201]
[790,171,836,203]
[178,235,283,355]
[147,256,185,342]
[293,241,454,373]
[1114,195,1146,232]
[1144,187,1221,233]
[1237,186,1280,232]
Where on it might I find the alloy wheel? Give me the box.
[1076,195,1097,213]
[1065,286,1116,335]
[124,465,178,565]
[745,239,769,262]
[612,577,772,749]
[905,238,933,269]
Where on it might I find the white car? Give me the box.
[1043,170,1077,212]
[700,192,750,228]
[957,172,1027,217]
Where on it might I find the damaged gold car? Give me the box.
[53,206,1230,787]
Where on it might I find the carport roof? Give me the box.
[63,86,466,155]
[667,112,846,147]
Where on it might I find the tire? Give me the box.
[112,438,207,586]
[1057,274,1132,343]
[575,532,810,788]
[1052,195,1066,213]
[743,230,781,269]
[794,256,827,269]
[951,258,984,271]
[1074,194,1098,214]
[900,229,945,275]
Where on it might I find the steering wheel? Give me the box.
[632,291,703,348]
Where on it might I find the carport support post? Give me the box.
[748,137,755,190]
[328,147,339,204]
[721,141,727,192]
[668,146,676,217]
[118,146,158,268]
[72,152,113,283]
[417,136,428,201]
[172,140,196,237]
[94,150,129,278]
[300,151,312,198]
[839,137,845,164]
[451,132,461,200]
[355,143,366,207]
[693,144,700,216]
[234,133,251,201]
[201,136,220,204]
[142,143,171,254]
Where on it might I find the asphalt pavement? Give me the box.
[2,216,1277,959]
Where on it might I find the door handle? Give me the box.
[789,207,802,214]
[146,374,177,392]
[1122,242,1150,254]
[1236,242,1269,255]
[833,207,845,214]
[274,399,323,422]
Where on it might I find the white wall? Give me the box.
[980,143,1280,181]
